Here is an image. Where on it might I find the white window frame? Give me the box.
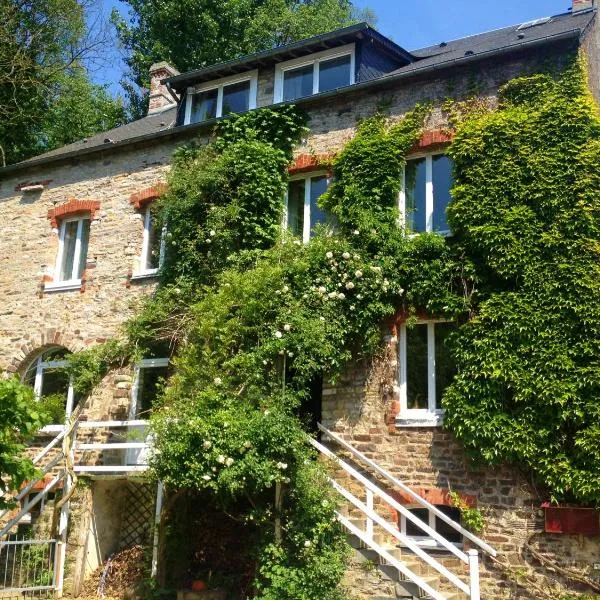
[274,44,355,103]
[45,216,89,292]
[283,171,330,243]
[131,206,166,279]
[126,358,169,465]
[27,350,76,433]
[399,505,463,549]
[397,320,450,427]
[399,152,452,236]
[184,70,258,125]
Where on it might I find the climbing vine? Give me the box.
[68,53,600,597]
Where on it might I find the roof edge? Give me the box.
[0,27,583,178]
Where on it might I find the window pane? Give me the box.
[60,220,79,281]
[222,80,250,115]
[406,324,429,409]
[40,367,69,398]
[76,219,90,279]
[318,55,351,93]
[287,180,305,237]
[405,158,427,232]
[405,508,429,536]
[434,322,457,410]
[433,155,453,232]
[191,88,218,123]
[309,176,329,235]
[435,505,462,543]
[146,211,161,270]
[138,366,169,416]
[283,65,313,101]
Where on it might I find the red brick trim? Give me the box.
[391,488,476,508]
[129,184,168,210]
[288,153,334,175]
[410,129,454,154]
[47,198,100,228]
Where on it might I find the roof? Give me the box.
[164,22,415,89]
[1,8,595,177]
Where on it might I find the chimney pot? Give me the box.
[148,61,180,116]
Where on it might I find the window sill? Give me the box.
[131,269,159,280]
[44,279,82,292]
[396,413,444,428]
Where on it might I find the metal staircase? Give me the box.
[311,424,498,600]
[0,417,151,597]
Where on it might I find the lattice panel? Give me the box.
[119,482,155,549]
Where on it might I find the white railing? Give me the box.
[0,537,57,594]
[312,424,498,600]
[318,423,497,557]
[73,419,150,473]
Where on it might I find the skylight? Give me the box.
[516,17,552,31]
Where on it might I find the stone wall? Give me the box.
[322,331,600,599]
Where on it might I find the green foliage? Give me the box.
[0,2,125,165]
[0,377,50,508]
[447,491,485,534]
[444,56,600,504]
[112,0,367,117]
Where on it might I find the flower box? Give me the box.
[542,503,600,535]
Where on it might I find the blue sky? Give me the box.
[95,0,573,96]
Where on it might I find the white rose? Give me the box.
[284,324,291,331]
[225,457,234,467]
[209,229,216,236]
[338,292,345,300]
[203,440,212,449]
[202,475,211,481]
[318,286,327,294]
[326,251,333,259]
[353,230,359,235]
[205,238,212,243]
[217,455,225,464]
[328,291,337,299]
[275,331,283,339]
[342,252,350,259]
[214,377,222,386]
[346,282,355,290]
[282,285,289,293]
[304,540,311,547]
[355,270,363,278]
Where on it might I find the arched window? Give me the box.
[23,347,77,431]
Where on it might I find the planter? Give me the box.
[542,503,600,535]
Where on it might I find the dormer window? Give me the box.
[274,44,355,103]
[184,71,258,125]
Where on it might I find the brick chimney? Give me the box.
[148,61,180,115]
[572,0,595,12]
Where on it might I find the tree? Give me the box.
[112,0,375,119]
[0,377,49,509]
[0,0,125,166]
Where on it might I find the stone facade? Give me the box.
[0,13,599,599]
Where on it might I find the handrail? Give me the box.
[339,514,446,600]
[318,423,497,557]
[76,419,149,428]
[310,438,468,564]
[330,475,470,594]
[32,429,66,465]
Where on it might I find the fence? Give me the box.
[0,537,56,596]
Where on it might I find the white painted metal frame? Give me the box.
[310,436,477,599]
[273,44,355,103]
[398,320,446,425]
[318,423,497,558]
[184,70,258,125]
[399,504,461,549]
[283,171,329,243]
[45,216,89,291]
[27,350,76,433]
[132,207,166,279]
[398,152,451,236]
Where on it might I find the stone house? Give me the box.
[0,1,599,598]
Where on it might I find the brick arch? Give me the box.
[9,329,89,375]
[47,198,101,228]
[129,184,168,210]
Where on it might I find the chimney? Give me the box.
[572,0,595,12]
[148,61,180,115]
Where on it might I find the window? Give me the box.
[398,321,457,424]
[45,217,90,291]
[400,154,453,234]
[274,45,355,103]
[132,206,165,279]
[23,347,77,432]
[127,358,170,465]
[284,174,331,243]
[400,505,462,547]
[184,71,258,125]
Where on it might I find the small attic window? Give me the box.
[516,17,552,31]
